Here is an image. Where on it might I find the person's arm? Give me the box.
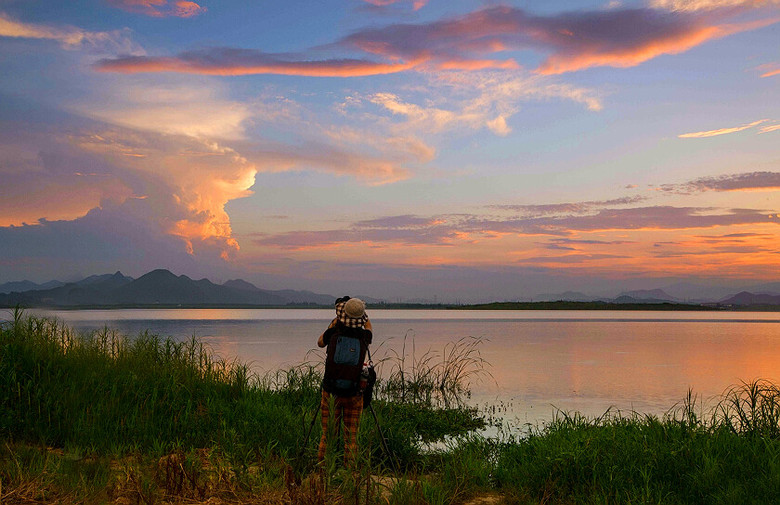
[318,318,337,347]
[364,318,372,332]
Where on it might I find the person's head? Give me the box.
[335,297,367,328]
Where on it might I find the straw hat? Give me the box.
[335,297,367,328]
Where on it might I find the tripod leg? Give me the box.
[297,390,322,464]
[368,403,399,473]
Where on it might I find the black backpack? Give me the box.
[323,327,368,396]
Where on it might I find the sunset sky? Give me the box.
[1,0,778,301]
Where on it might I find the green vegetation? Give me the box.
[2,309,780,504]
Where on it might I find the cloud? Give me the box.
[72,128,257,257]
[106,0,207,18]
[0,102,257,259]
[246,141,413,185]
[95,5,777,77]
[349,71,602,138]
[360,0,428,11]
[659,171,780,193]
[678,119,770,137]
[755,61,780,77]
[651,0,780,12]
[0,123,135,226]
[518,253,629,264]
[489,196,646,216]
[77,80,252,140]
[0,199,228,281]
[95,49,427,76]
[255,205,779,250]
[339,5,776,75]
[0,11,142,54]
[759,124,780,133]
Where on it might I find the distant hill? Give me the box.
[535,291,597,302]
[0,279,65,294]
[719,292,780,307]
[0,269,336,307]
[616,289,678,303]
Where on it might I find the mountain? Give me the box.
[617,289,678,302]
[223,279,261,292]
[75,272,133,288]
[224,279,335,305]
[719,292,780,307]
[111,269,287,305]
[0,269,336,307]
[535,291,597,302]
[0,279,64,294]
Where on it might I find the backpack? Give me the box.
[323,327,368,396]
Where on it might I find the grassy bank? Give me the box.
[2,310,779,504]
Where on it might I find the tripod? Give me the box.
[298,391,397,473]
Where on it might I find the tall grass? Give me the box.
[377,331,492,408]
[494,381,780,504]
[0,311,485,488]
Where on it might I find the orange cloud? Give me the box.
[362,0,428,11]
[678,119,769,138]
[106,0,207,18]
[0,11,141,53]
[96,52,427,77]
[74,128,256,257]
[756,62,780,77]
[536,17,778,75]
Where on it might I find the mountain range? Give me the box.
[0,269,337,307]
[1,270,779,308]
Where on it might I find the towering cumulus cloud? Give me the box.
[73,127,257,259]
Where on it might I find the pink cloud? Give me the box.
[95,5,777,76]
[361,0,428,11]
[106,0,207,18]
[96,50,427,77]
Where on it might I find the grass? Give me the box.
[2,308,780,504]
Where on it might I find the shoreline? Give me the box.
[3,301,779,311]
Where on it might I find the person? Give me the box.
[317,296,373,466]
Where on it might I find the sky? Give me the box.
[0,0,778,301]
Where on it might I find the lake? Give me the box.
[22,308,780,429]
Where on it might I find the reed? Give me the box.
[0,311,486,502]
[376,331,492,408]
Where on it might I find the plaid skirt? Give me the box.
[317,390,363,464]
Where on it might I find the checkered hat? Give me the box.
[336,298,367,328]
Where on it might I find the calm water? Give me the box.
[23,308,780,428]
